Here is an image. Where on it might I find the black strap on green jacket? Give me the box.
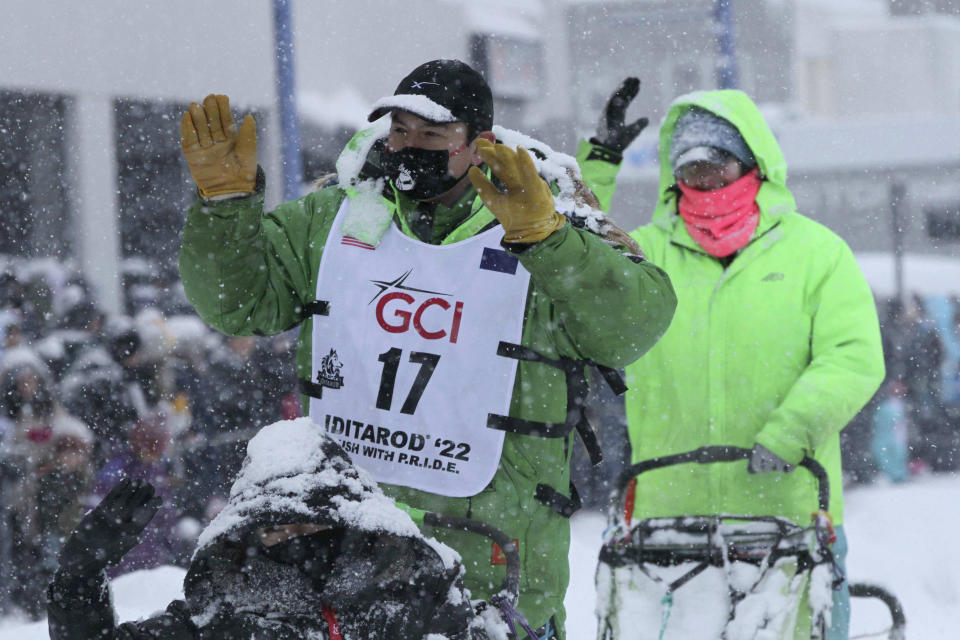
[487,341,615,462]
[487,341,626,518]
[302,300,330,317]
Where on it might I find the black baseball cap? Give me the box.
[367,59,494,133]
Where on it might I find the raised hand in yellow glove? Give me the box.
[468,139,566,244]
[180,94,257,198]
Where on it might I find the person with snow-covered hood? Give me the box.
[48,418,491,639]
[586,84,885,639]
[177,59,676,637]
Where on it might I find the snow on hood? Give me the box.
[185,419,485,636]
[132,308,175,364]
[197,418,423,552]
[163,315,211,351]
[49,410,95,445]
[0,346,48,376]
[335,117,391,188]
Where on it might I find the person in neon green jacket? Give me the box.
[588,85,884,639]
[177,60,676,637]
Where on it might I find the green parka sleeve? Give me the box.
[178,185,343,337]
[576,139,623,214]
[754,239,886,464]
[515,223,676,368]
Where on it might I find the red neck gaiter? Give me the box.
[677,168,762,258]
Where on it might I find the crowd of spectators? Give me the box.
[841,293,960,483]
[0,257,299,619]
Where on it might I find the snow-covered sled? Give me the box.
[595,446,870,640]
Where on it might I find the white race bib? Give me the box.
[309,199,531,497]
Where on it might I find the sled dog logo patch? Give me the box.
[316,348,345,391]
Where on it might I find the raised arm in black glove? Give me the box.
[58,477,162,575]
[48,478,169,640]
[590,77,649,157]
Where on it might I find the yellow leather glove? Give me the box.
[468,139,566,244]
[180,94,257,198]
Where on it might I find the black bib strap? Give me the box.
[487,414,571,438]
[596,364,627,395]
[494,341,569,368]
[535,482,582,519]
[575,415,603,466]
[299,378,326,399]
[487,341,604,467]
[302,300,330,317]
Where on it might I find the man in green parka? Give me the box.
[588,85,885,639]
[177,60,676,637]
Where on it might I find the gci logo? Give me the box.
[369,270,464,343]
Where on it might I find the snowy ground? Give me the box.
[2,473,957,639]
[0,566,187,639]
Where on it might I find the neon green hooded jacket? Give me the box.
[619,90,884,527]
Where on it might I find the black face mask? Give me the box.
[380,146,467,201]
[257,528,343,587]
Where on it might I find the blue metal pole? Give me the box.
[273,0,303,201]
[714,0,739,89]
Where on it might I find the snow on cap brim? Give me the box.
[367,94,457,125]
[672,146,730,173]
[0,346,48,374]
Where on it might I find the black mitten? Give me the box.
[590,77,649,154]
[58,477,162,575]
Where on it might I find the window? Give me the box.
[114,99,195,272]
[0,91,70,257]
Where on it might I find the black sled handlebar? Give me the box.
[849,582,907,640]
[610,445,830,523]
[423,512,521,604]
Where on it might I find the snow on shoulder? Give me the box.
[196,418,425,552]
[335,117,393,246]
[492,125,615,238]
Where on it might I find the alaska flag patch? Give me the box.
[480,247,519,275]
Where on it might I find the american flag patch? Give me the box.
[479,247,518,275]
[341,236,375,250]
